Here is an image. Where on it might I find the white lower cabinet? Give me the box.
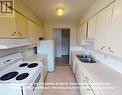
[85,83,95,95]
[75,58,102,95]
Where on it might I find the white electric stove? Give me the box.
[0,53,44,95]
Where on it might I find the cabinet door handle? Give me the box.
[19,32,22,36]
[11,32,16,36]
[108,47,114,53]
[11,34,14,36]
[100,46,105,50]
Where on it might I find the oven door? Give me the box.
[22,72,43,95]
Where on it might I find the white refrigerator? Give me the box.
[37,40,55,72]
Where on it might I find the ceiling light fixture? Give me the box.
[56,8,64,16]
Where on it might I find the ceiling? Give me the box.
[22,0,95,22]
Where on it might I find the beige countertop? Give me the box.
[72,51,122,95]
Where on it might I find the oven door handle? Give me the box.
[33,73,41,91]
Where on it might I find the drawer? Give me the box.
[85,84,95,95]
[79,80,95,95]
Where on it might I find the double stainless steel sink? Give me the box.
[77,54,96,63]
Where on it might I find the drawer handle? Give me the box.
[19,32,23,36]
[11,34,14,36]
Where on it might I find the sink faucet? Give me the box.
[89,51,95,59]
[84,48,87,58]
[89,52,93,57]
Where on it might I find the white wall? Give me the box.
[53,29,62,57]
[45,21,77,49]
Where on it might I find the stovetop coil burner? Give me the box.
[0,71,18,81]
[16,73,29,80]
[19,63,28,67]
[27,63,38,68]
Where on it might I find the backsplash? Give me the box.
[95,52,122,74]
[0,47,34,58]
[22,48,35,57]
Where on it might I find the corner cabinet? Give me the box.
[0,11,27,38]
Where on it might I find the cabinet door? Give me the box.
[82,22,88,39]
[77,22,87,44]
[0,17,17,38]
[34,23,39,42]
[94,4,113,53]
[15,12,27,38]
[88,16,96,39]
[27,20,39,44]
[85,83,95,95]
[107,1,122,58]
[38,26,44,38]
[77,25,83,44]
[75,62,81,83]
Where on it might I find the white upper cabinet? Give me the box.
[0,17,17,38]
[107,0,122,58]
[87,16,96,39]
[82,22,88,39]
[0,12,27,38]
[27,20,39,45]
[77,22,87,44]
[38,26,45,38]
[94,1,122,59]
[77,25,83,44]
[94,4,114,53]
[15,12,27,38]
